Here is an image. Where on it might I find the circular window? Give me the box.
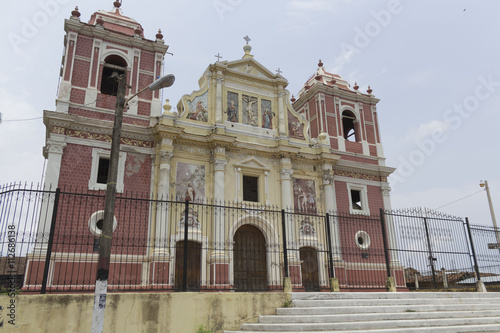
[88,210,117,236]
[355,231,371,250]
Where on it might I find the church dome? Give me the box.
[88,1,144,37]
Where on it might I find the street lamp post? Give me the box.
[480,180,500,245]
[90,73,174,333]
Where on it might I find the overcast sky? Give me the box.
[1,0,499,228]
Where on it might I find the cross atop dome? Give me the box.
[242,35,253,59]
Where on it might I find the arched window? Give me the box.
[342,110,357,142]
[100,55,127,96]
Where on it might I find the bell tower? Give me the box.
[56,2,168,118]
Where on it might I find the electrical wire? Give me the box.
[434,189,484,210]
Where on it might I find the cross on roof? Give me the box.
[276,68,283,75]
[215,53,223,62]
[243,35,251,44]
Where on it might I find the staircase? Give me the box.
[224,292,500,333]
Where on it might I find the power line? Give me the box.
[1,116,43,123]
[434,189,484,210]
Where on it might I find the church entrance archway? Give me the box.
[233,225,267,291]
[300,247,320,291]
[175,240,201,290]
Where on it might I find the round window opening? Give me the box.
[355,231,371,250]
[88,211,117,236]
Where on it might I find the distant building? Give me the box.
[25,2,400,292]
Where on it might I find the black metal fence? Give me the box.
[1,184,499,293]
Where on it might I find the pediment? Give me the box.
[226,58,280,81]
[234,156,270,171]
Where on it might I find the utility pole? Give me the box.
[91,73,127,332]
[480,180,500,245]
[90,73,174,332]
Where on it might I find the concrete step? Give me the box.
[225,324,500,332]
[291,292,500,300]
[259,310,500,323]
[291,297,500,307]
[239,317,500,331]
[223,292,500,333]
[277,303,499,315]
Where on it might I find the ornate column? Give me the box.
[215,75,224,123]
[154,150,173,255]
[322,164,342,261]
[381,185,399,263]
[211,147,229,287]
[278,88,287,137]
[36,137,66,251]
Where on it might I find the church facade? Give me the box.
[25,2,402,292]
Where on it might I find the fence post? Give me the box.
[325,213,334,279]
[379,208,392,279]
[423,217,438,289]
[182,200,189,292]
[281,209,289,279]
[41,188,60,294]
[465,217,486,292]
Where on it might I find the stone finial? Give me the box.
[114,1,122,8]
[353,82,359,91]
[291,95,296,102]
[96,16,105,26]
[330,79,336,85]
[318,59,323,67]
[156,29,164,40]
[367,85,373,94]
[163,99,172,113]
[134,27,142,36]
[71,6,81,19]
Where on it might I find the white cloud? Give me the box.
[405,120,451,143]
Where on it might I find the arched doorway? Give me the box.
[175,241,201,290]
[300,247,320,291]
[233,225,267,291]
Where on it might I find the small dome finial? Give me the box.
[367,85,373,94]
[71,6,81,19]
[291,95,296,103]
[113,1,122,8]
[156,29,164,40]
[353,82,359,91]
[242,35,253,59]
[318,59,323,67]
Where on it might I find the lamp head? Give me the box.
[480,180,485,188]
[148,74,175,91]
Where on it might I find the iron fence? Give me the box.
[1,184,499,293]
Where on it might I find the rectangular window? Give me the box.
[243,176,259,202]
[97,157,110,184]
[350,189,362,210]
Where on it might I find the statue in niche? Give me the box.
[242,95,258,126]
[187,101,208,122]
[261,99,273,129]
[288,111,305,139]
[226,91,239,122]
[186,92,208,122]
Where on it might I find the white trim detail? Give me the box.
[355,230,371,250]
[88,148,127,192]
[347,183,370,215]
[88,210,118,236]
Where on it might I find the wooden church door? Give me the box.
[300,247,320,291]
[233,225,267,291]
[175,241,201,290]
